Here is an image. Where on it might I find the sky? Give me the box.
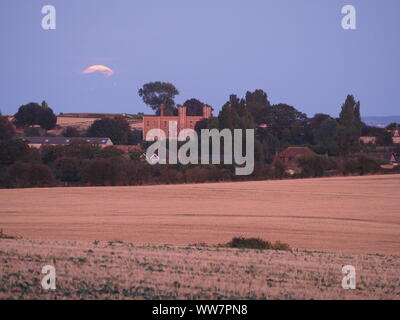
[0,0,399,118]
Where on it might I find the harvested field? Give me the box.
[0,239,399,300]
[0,175,399,255]
[56,117,100,128]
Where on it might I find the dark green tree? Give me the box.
[0,139,30,169]
[37,101,57,130]
[270,104,310,144]
[245,89,272,125]
[183,98,205,116]
[63,126,81,137]
[337,95,362,155]
[87,116,131,145]
[14,101,57,130]
[0,115,16,140]
[14,103,40,127]
[138,82,179,115]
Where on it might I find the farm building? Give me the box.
[22,137,113,148]
[142,104,212,139]
[274,147,316,166]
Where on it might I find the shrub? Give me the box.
[0,115,16,140]
[3,162,55,188]
[226,237,272,250]
[53,157,82,182]
[272,160,286,179]
[297,154,337,177]
[81,158,126,186]
[225,237,291,251]
[63,126,81,137]
[98,146,124,158]
[0,139,31,169]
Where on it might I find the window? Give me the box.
[146,121,150,126]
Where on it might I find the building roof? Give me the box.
[113,145,142,152]
[358,152,397,163]
[23,137,112,145]
[277,146,316,158]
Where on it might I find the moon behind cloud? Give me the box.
[82,65,114,77]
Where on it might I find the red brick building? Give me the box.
[275,146,316,166]
[142,105,212,139]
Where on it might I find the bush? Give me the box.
[337,156,381,175]
[225,237,291,251]
[81,158,125,186]
[226,237,272,249]
[63,126,81,137]
[24,126,42,137]
[0,115,16,140]
[98,146,124,158]
[297,154,337,177]
[53,157,82,182]
[272,160,287,179]
[0,139,31,169]
[2,162,55,188]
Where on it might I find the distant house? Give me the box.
[142,104,212,139]
[358,152,398,165]
[113,145,142,153]
[274,146,316,166]
[360,136,377,144]
[389,129,400,144]
[23,137,113,148]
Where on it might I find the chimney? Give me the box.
[160,103,164,117]
[178,105,187,131]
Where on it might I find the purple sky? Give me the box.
[0,0,399,117]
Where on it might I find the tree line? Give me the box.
[1,82,399,188]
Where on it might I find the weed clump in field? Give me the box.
[0,229,19,240]
[224,237,291,251]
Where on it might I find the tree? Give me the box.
[245,89,272,125]
[63,126,81,137]
[386,123,399,131]
[312,117,339,155]
[0,139,30,169]
[37,101,57,130]
[218,95,254,131]
[376,131,393,146]
[183,98,205,116]
[13,101,57,130]
[270,104,311,144]
[87,116,131,145]
[0,115,15,140]
[337,95,362,155]
[14,103,40,127]
[138,82,179,115]
[98,146,124,158]
[3,162,55,188]
[54,157,81,182]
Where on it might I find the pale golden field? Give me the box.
[0,239,399,299]
[0,174,399,299]
[0,175,399,254]
[56,117,100,128]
